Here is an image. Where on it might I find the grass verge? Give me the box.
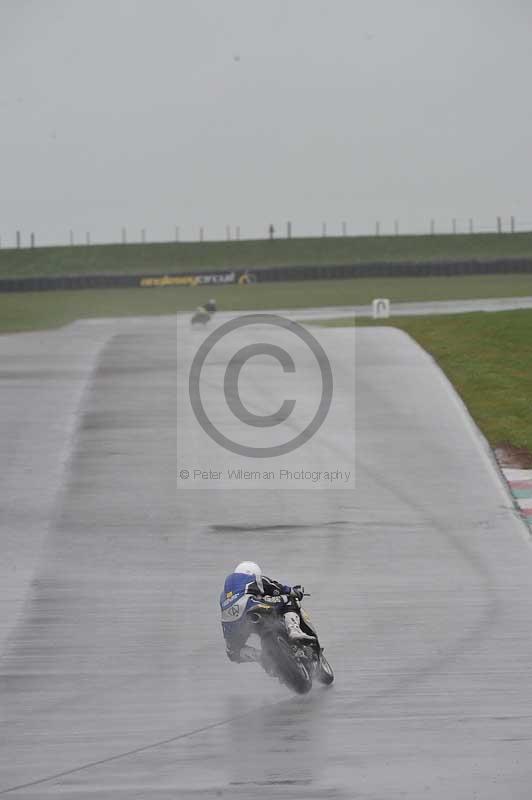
[317,310,532,454]
[3,273,531,459]
[2,273,532,334]
[1,232,532,278]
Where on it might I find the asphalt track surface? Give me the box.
[285,294,532,321]
[2,312,532,798]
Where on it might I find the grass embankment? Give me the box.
[319,310,532,455]
[1,232,532,278]
[3,273,532,334]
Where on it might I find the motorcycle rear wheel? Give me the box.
[275,636,312,694]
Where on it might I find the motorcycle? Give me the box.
[222,591,334,694]
[190,307,212,326]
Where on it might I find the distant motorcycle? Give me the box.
[191,300,217,327]
[223,591,334,694]
[190,307,211,326]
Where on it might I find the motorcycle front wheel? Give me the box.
[316,651,334,685]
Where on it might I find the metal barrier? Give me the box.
[1,258,532,292]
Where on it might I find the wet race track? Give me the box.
[2,312,532,798]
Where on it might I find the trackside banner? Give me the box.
[139,271,237,288]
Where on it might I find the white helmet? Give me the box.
[234,561,264,593]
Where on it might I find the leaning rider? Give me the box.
[220,560,315,664]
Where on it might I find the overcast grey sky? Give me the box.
[1,0,531,246]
